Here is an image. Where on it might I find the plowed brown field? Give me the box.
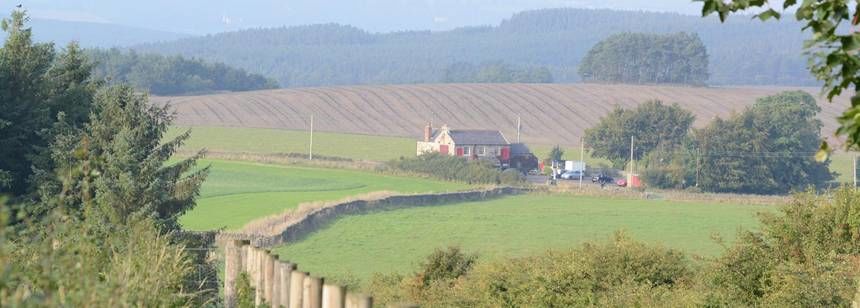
[151,83,850,146]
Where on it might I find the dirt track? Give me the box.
[151,83,850,146]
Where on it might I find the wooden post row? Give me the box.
[226,242,372,308]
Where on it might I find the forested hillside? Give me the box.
[135,8,811,88]
[579,32,708,85]
[88,49,278,95]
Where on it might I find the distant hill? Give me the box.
[0,18,190,48]
[136,8,813,88]
[150,83,848,147]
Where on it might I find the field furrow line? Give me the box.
[328,87,398,134]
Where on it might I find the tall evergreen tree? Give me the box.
[0,11,54,195]
[62,85,210,230]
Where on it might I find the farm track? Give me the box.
[152,83,850,146]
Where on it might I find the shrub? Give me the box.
[384,153,522,185]
[0,211,202,306]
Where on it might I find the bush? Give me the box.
[384,153,523,185]
[0,210,202,306]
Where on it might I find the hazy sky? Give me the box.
[4,0,724,34]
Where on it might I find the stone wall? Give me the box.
[217,187,519,248]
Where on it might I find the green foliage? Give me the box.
[89,48,278,95]
[693,91,833,194]
[700,187,860,307]
[234,273,256,308]
[0,210,200,306]
[413,246,476,288]
[53,85,210,231]
[579,32,709,85]
[641,144,696,189]
[585,100,695,168]
[443,61,553,83]
[366,233,693,307]
[0,11,57,196]
[545,145,564,163]
[384,153,523,185]
[699,0,860,153]
[136,9,815,88]
[0,10,217,306]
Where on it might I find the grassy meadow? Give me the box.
[168,126,415,161]
[180,160,468,231]
[273,194,774,280]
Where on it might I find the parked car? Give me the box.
[560,170,585,180]
[591,174,615,187]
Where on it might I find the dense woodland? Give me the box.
[578,32,709,85]
[87,49,278,95]
[135,8,813,88]
[88,49,278,95]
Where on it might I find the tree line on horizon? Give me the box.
[87,48,279,95]
[133,8,814,88]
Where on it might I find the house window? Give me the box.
[493,147,501,156]
[462,146,471,156]
[476,146,486,156]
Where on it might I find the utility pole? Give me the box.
[695,147,700,187]
[516,116,521,143]
[579,137,585,189]
[629,135,634,188]
[854,154,857,188]
[309,114,314,161]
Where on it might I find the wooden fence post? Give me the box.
[279,262,296,308]
[256,248,265,306]
[264,251,275,303]
[345,293,372,308]
[322,284,345,308]
[271,254,281,307]
[303,276,324,308]
[289,271,307,308]
[224,240,243,308]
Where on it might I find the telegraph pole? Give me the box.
[695,147,700,187]
[579,137,585,189]
[516,116,521,143]
[854,154,857,188]
[309,114,314,161]
[629,135,634,187]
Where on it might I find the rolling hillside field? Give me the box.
[180,160,469,230]
[273,194,774,280]
[152,83,850,147]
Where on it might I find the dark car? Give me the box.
[591,174,614,187]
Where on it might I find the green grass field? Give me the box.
[273,194,774,280]
[168,126,415,162]
[830,152,857,183]
[180,160,468,231]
